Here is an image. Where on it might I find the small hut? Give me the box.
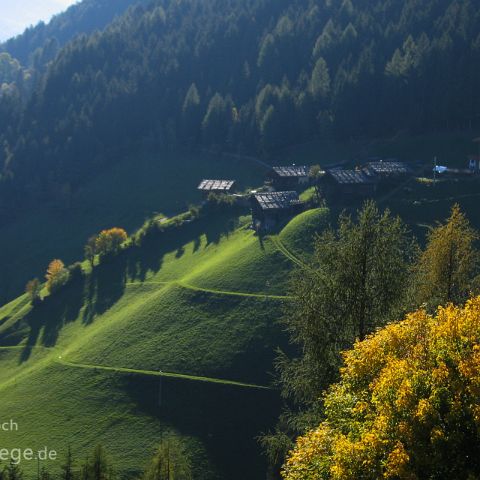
[251,191,304,230]
[267,165,309,190]
[322,169,375,198]
[197,179,236,197]
[363,160,411,181]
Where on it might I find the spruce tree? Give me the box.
[61,446,75,480]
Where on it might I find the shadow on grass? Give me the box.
[20,276,85,362]
[17,212,243,361]
[122,373,281,480]
[126,212,241,283]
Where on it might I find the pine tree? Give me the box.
[6,461,22,480]
[310,57,330,99]
[91,445,110,480]
[142,438,192,480]
[61,446,75,480]
[182,83,201,143]
[40,467,51,480]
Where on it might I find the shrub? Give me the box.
[202,192,236,213]
[68,262,84,283]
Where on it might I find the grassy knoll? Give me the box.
[279,208,330,260]
[0,214,295,385]
[0,150,265,306]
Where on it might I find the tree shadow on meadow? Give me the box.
[82,253,128,325]
[19,254,129,361]
[125,212,242,283]
[19,276,85,362]
[18,212,243,362]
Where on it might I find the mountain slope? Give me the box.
[0,208,330,478]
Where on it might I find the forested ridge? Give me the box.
[1,0,146,67]
[1,0,480,219]
[0,0,144,101]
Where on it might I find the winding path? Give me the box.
[0,346,270,390]
[125,280,292,300]
[269,237,309,269]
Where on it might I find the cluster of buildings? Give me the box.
[197,164,310,231]
[197,159,412,231]
[322,160,411,198]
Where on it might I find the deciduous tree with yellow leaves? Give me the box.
[45,259,70,293]
[283,297,480,480]
[413,204,479,310]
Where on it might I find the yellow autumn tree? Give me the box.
[45,259,70,293]
[413,204,479,309]
[95,228,128,257]
[283,297,480,480]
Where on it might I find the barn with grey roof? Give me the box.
[364,160,411,179]
[198,179,236,196]
[268,165,309,189]
[322,169,375,198]
[251,191,304,230]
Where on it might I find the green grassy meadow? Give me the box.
[0,208,332,479]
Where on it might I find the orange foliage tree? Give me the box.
[45,259,70,293]
[95,228,128,257]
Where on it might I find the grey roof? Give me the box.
[272,165,309,178]
[198,179,235,191]
[327,169,371,185]
[254,191,302,210]
[365,161,410,175]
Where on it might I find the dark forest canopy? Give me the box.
[1,0,480,219]
[0,0,146,67]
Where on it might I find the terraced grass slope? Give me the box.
[0,208,330,479]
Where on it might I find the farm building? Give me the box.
[322,169,375,198]
[198,179,236,196]
[251,191,304,230]
[363,160,411,180]
[267,165,309,190]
